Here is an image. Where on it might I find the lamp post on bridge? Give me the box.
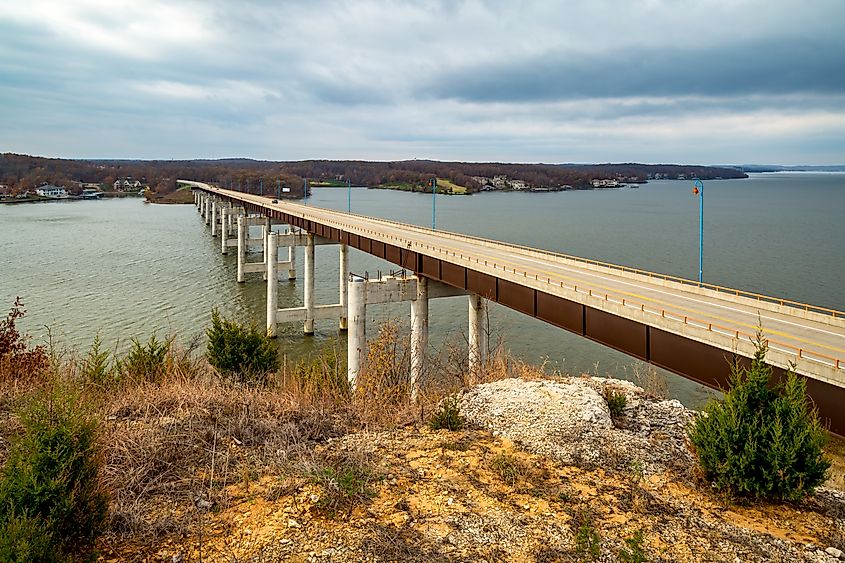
[260,178,263,196]
[347,178,351,213]
[430,177,437,230]
[692,178,704,286]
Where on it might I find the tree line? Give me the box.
[0,153,747,196]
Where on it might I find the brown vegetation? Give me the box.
[0,153,747,197]
[1,301,843,562]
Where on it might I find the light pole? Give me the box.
[347,178,351,212]
[303,178,308,205]
[276,178,281,200]
[431,177,437,230]
[693,178,704,285]
[260,178,263,196]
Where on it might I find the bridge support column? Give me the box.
[204,196,210,225]
[410,277,429,402]
[287,226,297,280]
[339,275,464,398]
[220,207,229,254]
[237,215,246,283]
[339,244,348,330]
[347,276,366,389]
[304,233,315,335]
[211,200,218,237]
[288,245,297,279]
[468,295,487,376]
[266,232,278,337]
[261,225,269,281]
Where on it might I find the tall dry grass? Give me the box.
[0,296,526,552]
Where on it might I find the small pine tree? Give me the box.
[206,309,279,384]
[0,386,108,561]
[689,334,830,502]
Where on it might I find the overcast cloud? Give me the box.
[1,0,843,164]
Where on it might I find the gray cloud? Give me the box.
[0,0,844,163]
[424,36,845,103]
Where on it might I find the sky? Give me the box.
[1,0,843,164]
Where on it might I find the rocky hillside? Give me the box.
[99,375,845,562]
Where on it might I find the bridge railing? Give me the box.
[408,225,843,319]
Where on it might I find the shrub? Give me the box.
[429,396,465,431]
[689,336,830,502]
[206,309,279,384]
[0,297,49,380]
[604,388,627,419]
[573,508,601,559]
[489,453,525,487]
[0,514,55,562]
[79,333,113,385]
[618,529,647,563]
[308,453,375,518]
[0,386,108,561]
[120,334,172,383]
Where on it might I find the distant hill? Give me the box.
[0,153,747,196]
[737,164,845,173]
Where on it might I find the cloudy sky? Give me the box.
[1,0,843,164]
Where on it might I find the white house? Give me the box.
[591,178,620,188]
[36,186,68,198]
[113,178,142,190]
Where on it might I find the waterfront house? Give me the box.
[113,178,143,191]
[35,185,68,198]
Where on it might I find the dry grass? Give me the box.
[0,311,525,554]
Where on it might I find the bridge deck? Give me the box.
[188,182,845,430]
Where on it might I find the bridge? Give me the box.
[185,181,845,434]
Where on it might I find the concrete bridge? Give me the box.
[186,181,845,433]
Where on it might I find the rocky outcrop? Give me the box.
[459,376,696,475]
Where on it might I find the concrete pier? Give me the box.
[266,232,279,337]
[304,233,315,335]
[211,200,218,237]
[342,275,466,397]
[347,276,366,388]
[468,294,487,375]
[410,277,429,401]
[220,207,229,254]
[339,244,348,330]
[287,244,297,280]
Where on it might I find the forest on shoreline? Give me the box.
[0,153,747,197]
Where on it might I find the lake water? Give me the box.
[2,173,843,407]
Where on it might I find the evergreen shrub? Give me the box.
[689,336,830,502]
[0,387,108,561]
[429,396,465,431]
[206,309,279,384]
[120,334,171,382]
